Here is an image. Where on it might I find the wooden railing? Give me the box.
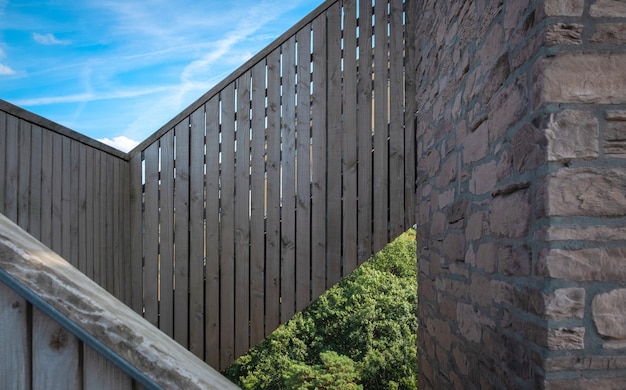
[0,0,414,372]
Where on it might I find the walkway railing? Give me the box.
[0,0,414,371]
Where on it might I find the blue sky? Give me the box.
[0,0,321,151]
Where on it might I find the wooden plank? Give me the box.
[389,0,405,239]
[62,136,72,261]
[40,130,53,251]
[174,118,190,349]
[235,71,251,358]
[280,36,297,324]
[70,141,80,268]
[85,147,95,280]
[295,25,312,312]
[143,142,160,326]
[51,132,63,255]
[342,0,359,277]
[0,111,5,214]
[17,119,31,231]
[249,61,266,345]
[0,282,30,390]
[204,97,220,368]
[265,48,281,335]
[189,106,206,358]
[357,0,373,265]
[159,131,175,337]
[112,155,121,297]
[100,152,109,289]
[92,151,101,284]
[405,0,417,230]
[373,0,389,253]
[310,12,327,300]
[105,154,115,292]
[119,156,131,305]
[326,2,342,289]
[77,144,87,274]
[29,125,43,241]
[219,83,236,368]
[129,152,143,313]
[5,114,18,222]
[83,343,133,389]
[32,307,80,389]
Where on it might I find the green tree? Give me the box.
[224,229,417,389]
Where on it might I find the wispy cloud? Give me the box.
[12,84,171,106]
[97,135,139,152]
[0,63,15,75]
[33,32,71,45]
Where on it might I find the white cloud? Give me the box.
[97,136,139,152]
[0,63,15,75]
[33,32,71,46]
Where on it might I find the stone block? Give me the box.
[539,53,626,104]
[545,0,584,16]
[488,74,528,142]
[446,199,469,224]
[437,154,458,188]
[547,327,585,350]
[545,110,599,162]
[465,212,486,240]
[463,121,489,164]
[591,23,626,45]
[457,303,482,343]
[546,168,626,217]
[444,234,466,262]
[470,273,491,307]
[546,23,583,45]
[590,0,626,17]
[538,248,626,281]
[490,189,530,238]
[544,288,585,320]
[592,289,626,340]
[470,161,497,194]
[541,225,626,241]
[497,244,531,276]
[545,375,626,390]
[606,110,626,141]
[476,242,497,272]
[511,124,546,172]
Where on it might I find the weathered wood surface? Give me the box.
[0,214,240,389]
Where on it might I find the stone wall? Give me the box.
[409,0,626,388]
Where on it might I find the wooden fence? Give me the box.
[0,0,414,371]
[0,101,132,305]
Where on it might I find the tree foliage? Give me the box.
[224,229,417,389]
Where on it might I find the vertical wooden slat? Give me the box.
[78,144,87,274]
[32,307,80,389]
[92,152,102,284]
[389,0,405,239]
[326,2,342,289]
[235,72,251,357]
[143,142,159,326]
[105,154,115,291]
[174,118,190,348]
[70,141,80,268]
[280,36,297,324]
[0,282,30,390]
[51,133,63,255]
[343,0,359,276]
[111,155,121,297]
[357,0,373,265]
[83,344,133,389]
[160,131,175,337]
[204,97,220,367]
[0,111,5,215]
[220,83,236,368]
[265,48,281,335]
[62,137,72,261]
[99,152,109,289]
[120,156,132,305]
[189,107,206,358]
[404,0,417,230]
[85,147,95,281]
[17,119,31,231]
[373,0,389,252]
[129,152,143,313]
[249,61,266,345]
[40,130,53,251]
[5,114,18,222]
[29,125,42,241]
[295,25,312,312]
[311,12,327,300]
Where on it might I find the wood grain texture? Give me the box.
[83,344,133,390]
[0,214,240,389]
[160,131,175,338]
[0,281,29,390]
[32,307,81,389]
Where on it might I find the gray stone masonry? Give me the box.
[409,0,626,388]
